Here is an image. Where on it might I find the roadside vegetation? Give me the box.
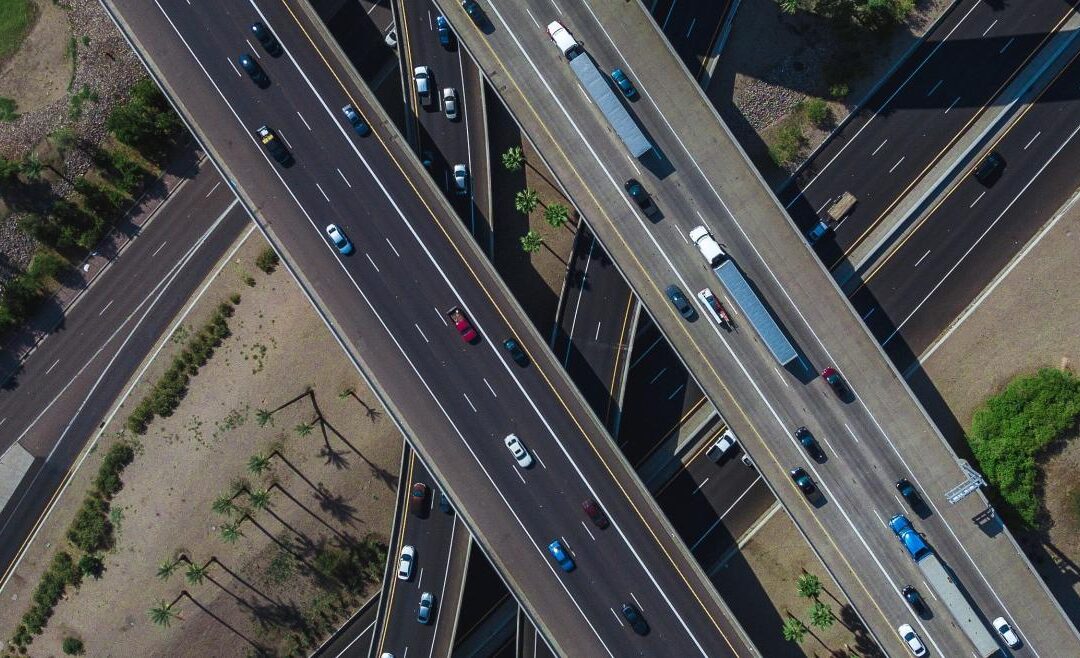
[0,76,185,335]
[502,146,576,256]
[967,368,1080,528]
[0,0,36,62]
[767,99,834,166]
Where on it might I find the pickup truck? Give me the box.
[447,307,478,343]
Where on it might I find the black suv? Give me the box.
[794,426,824,461]
[902,586,927,615]
[624,178,658,218]
[250,22,282,57]
[972,151,1005,186]
[256,125,293,167]
[896,478,924,511]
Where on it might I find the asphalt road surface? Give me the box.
[443,0,1079,654]
[312,594,379,657]
[852,43,1080,370]
[782,0,1080,270]
[649,0,736,80]
[104,0,752,654]
[0,160,248,580]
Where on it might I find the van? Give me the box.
[689,225,725,267]
[547,21,582,60]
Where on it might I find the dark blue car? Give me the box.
[436,15,452,47]
[610,68,637,99]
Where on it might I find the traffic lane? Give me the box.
[852,51,1080,361]
[313,0,396,81]
[139,1,743,652]
[650,0,733,79]
[428,515,470,657]
[555,229,635,427]
[378,457,457,657]
[0,195,249,574]
[618,319,705,467]
[784,1,1080,262]
[459,6,1000,654]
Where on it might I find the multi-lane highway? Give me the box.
[852,44,1080,369]
[103,0,753,654]
[442,0,1079,655]
[0,160,248,580]
[783,0,1080,270]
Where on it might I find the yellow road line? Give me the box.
[375,453,416,654]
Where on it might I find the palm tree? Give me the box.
[220,522,243,544]
[247,453,271,476]
[809,601,834,630]
[157,558,179,580]
[255,408,274,427]
[781,616,807,643]
[501,146,524,172]
[543,203,570,229]
[148,601,178,627]
[20,154,44,181]
[212,494,236,517]
[797,572,822,600]
[248,489,271,510]
[338,386,354,400]
[520,230,542,254]
[294,421,314,438]
[185,561,210,586]
[514,188,540,215]
[779,0,799,13]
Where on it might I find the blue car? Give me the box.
[341,104,370,136]
[665,284,694,320]
[436,15,452,47]
[610,68,637,99]
[325,224,354,255]
[238,54,269,88]
[547,539,575,572]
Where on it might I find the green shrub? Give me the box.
[768,119,807,166]
[78,554,104,579]
[61,636,85,655]
[255,247,279,274]
[967,368,1080,527]
[93,442,135,498]
[804,98,831,128]
[66,496,113,553]
[0,96,18,121]
[0,0,35,61]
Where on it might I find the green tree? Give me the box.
[781,616,807,643]
[338,386,355,400]
[148,601,178,627]
[157,558,180,580]
[255,408,273,427]
[247,453,271,476]
[212,494,236,517]
[779,0,800,13]
[185,561,209,586]
[809,601,834,630]
[543,203,570,229]
[248,489,271,510]
[0,155,21,182]
[514,188,540,215]
[20,154,44,181]
[61,636,85,655]
[220,522,243,544]
[797,572,822,600]
[78,554,104,579]
[519,230,542,254]
[294,421,314,438]
[804,98,831,128]
[501,146,524,172]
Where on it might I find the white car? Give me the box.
[696,288,723,324]
[897,624,926,656]
[442,88,458,120]
[397,545,415,580]
[992,616,1020,648]
[413,66,431,104]
[706,429,737,462]
[504,433,534,468]
[453,163,468,195]
[384,27,397,48]
[688,225,725,267]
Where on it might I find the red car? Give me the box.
[447,306,478,343]
[410,482,429,516]
[582,499,609,529]
[821,367,848,398]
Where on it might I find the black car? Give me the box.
[256,125,293,166]
[250,22,282,57]
[238,54,269,88]
[972,151,1005,186]
[503,338,529,367]
[902,586,926,615]
[790,467,815,496]
[665,285,694,320]
[794,426,824,461]
[896,478,924,510]
[623,178,658,218]
[621,603,649,635]
[438,492,453,514]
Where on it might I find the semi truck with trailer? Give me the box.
[889,514,1001,657]
[547,22,651,158]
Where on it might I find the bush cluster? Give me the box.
[106,78,182,161]
[67,496,112,553]
[312,535,387,593]
[93,442,136,497]
[126,301,234,434]
[967,368,1080,527]
[0,249,67,333]
[11,552,81,649]
[256,247,280,274]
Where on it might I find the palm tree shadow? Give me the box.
[316,414,395,490]
[345,390,382,422]
[209,556,278,607]
[313,481,362,526]
[270,481,355,538]
[172,590,267,653]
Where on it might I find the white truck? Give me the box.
[546,22,651,158]
[689,225,725,267]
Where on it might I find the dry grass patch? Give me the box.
[0,0,69,116]
[0,233,401,657]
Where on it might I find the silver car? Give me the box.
[453,163,468,195]
[442,87,458,120]
[504,433,533,468]
[397,545,415,580]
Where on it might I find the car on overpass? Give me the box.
[623,178,658,218]
[897,623,927,656]
[821,366,848,398]
[256,125,292,167]
[341,104,370,137]
[790,467,816,496]
[397,545,415,580]
[665,285,694,320]
[436,15,452,47]
[504,434,533,468]
[417,592,435,624]
[249,21,281,57]
[453,164,469,195]
[621,603,649,635]
[238,54,269,88]
[547,539,575,572]
[413,66,432,104]
[610,68,637,99]
[794,426,824,461]
[325,224,354,255]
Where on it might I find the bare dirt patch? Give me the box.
[487,84,575,335]
[0,232,402,657]
[0,0,69,116]
[715,509,882,657]
[919,202,1080,621]
[709,0,952,186]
